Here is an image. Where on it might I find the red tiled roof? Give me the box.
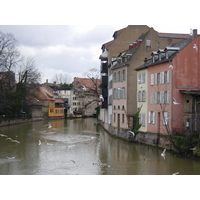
[73,77,100,90]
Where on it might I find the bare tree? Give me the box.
[83,68,101,97]
[51,73,72,84]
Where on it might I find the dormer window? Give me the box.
[151,51,158,63]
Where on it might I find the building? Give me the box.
[72,77,100,117]
[135,30,199,147]
[29,86,65,118]
[100,25,192,138]
[99,25,151,131]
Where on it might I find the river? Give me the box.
[0,117,200,175]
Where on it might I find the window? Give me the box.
[151,74,154,85]
[163,112,168,125]
[122,70,126,81]
[141,73,145,84]
[157,92,160,104]
[150,92,154,104]
[164,71,170,83]
[157,73,160,84]
[146,40,151,47]
[118,71,120,82]
[164,91,169,104]
[160,91,164,104]
[161,72,165,84]
[149,111,155,124]
[122,114,125,123]
[138,72,145,84]
[142,91,146,101]
[139,113,146,127]
[50,109,54,113]
[138,91,142,102]
[113,72,116,82]
[114,113,116,122]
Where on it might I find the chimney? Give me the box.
[133,42,137,47]
[137,39,142,45]
[129,44,133,50]
[193,29,198,38]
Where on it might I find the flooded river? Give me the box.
[0,118,200,175]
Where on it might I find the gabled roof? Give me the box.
[73,77,100,90]
[29,86,55,101]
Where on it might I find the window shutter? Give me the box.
[152,112,155,124]
[161,72,165,84]
[151,74,154,85]
[166,71,170,83]
[155,73,157,84]
[167,91,169,103]
[148,112,151,123]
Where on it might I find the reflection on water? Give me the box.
[0,118,200,175]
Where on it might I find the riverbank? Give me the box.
[98,120,200,158]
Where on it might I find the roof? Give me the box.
[73,77,100,90]
[158,32,191,39]
[135,37,193,71]
[29,86,55,101]
[55,99,64,104]
[180,90,200,96]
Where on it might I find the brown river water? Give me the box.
[0,117,200,175]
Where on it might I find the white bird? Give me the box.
[99,94,104,102]
[38,140,41,145]
[128,131,135,137]
[172,172,179,175]
[161,149,166,159]
[173,97,182,106]
[82,85,87,91]
[6,137,12,141]
[169,64,173,69]
[6,156,15,159]
[0,134,7,137]
[48,122,52,128]
[193,44,198,51]
[11,140,20,144]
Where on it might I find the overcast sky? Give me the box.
[1,1,200,84]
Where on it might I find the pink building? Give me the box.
[136,32,200,136]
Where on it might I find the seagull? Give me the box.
[193,44,198,51]
[161,149,166,159]
[173,97,182,106]
[6,137,12,141]
[169,64,173,69]
[11,140,20,144]
[6,156,15,159]
[0,134,7,137]
[82,85,87,91]
[71,160,76,164]
[38,140,41,145]
[172,172,179,175]
[99,94,104,102]
[128,131,135,137]
[48,122,52,128]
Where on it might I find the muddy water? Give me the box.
[0,118,200,175]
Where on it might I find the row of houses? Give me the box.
[98,25,200,151]
[28,77,100,119]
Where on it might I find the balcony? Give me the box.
[101,75,108,86]
[101,62,108,73]
[102,88,108,97]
